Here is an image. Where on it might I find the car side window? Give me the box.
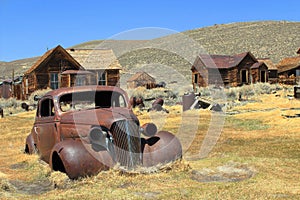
[40,98,55,117]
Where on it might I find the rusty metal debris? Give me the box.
[21,103,30,111]
[129,96,145,108]
[182,92,223,112]
[24,86,182,179]
[147,98,169,113]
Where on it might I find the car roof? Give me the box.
[44,86,127,98]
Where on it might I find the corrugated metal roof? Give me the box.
[195,52,256,69]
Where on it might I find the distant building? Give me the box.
[127,72,156,89]
[276,49,300,85]
[191,52,268,90]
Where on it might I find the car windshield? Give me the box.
[59,91,127,112]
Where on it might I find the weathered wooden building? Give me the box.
[22,45,85,99]
[127,72,156,89]
[191,52,266,89]
[258,58,278,83]
[66,48,122,87]
[21,45,122,100]
[0,76,23,99]
[276,55,300,85]
[0,80,12,99]
[250,62,268,83]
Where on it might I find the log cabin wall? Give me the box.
[228,67,239,87]
[208,68,226,86]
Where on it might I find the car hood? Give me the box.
[60,107,139,129]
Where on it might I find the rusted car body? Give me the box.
[25,86,182,179]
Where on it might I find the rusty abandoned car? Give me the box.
[24,86,182,179]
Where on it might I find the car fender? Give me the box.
[142,131,182,167]
[25,133,36,154]
[50,139,114,179]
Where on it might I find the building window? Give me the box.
[50,73,59,89]
[98,71,106,85]
[75,76,85,86]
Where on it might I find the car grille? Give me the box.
[111,120,141,169]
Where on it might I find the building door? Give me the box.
[241,69,248,83]
[260,71,266,82]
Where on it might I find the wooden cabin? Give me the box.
[127,72,156,89]
[191,52,263,89]
[0,80,12,99]
[0,76,23,99]
[21,45,86,99]
[277,56,300,85]
[250,62,268,83]
[66,48,122,87]
[258,58,278,84]
[21,46,122,100]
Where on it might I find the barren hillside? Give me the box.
[1,21,299,82]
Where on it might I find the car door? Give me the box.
[34,97,59,163]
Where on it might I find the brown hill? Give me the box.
[1,21,299,82]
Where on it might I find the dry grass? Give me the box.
[0,92,299,199]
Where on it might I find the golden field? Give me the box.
[0,90,299,199]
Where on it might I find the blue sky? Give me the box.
[0,0,299,61]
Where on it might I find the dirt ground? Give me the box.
[0,90,299,199]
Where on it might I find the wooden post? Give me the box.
[12,69,14,98]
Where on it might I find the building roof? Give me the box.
[193,52,257,69]
[127,72,155,82]
[66,48,122,70]
[250,62,268,69]
[257,58,277,70]
[24,45,82,75]
[276,56,300,73]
